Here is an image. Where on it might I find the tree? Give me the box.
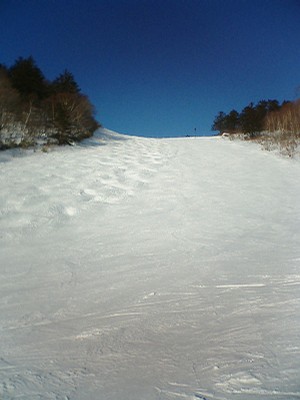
[8,56,48,100]
[239,102,261,137]
[0,68,21,147]
[266,99,280,113]
[211,111,227,133]
[265,99,300,135]
[0,67,20,124]
[211,110,240,134]
[225,110,240,132]
[44,92,99,144]
[51,69,80,94]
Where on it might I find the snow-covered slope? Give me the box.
[1,129,300,399]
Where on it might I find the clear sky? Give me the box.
[1,0,299,137]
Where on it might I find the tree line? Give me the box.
[0,57,100,149]
[211,98,300,156]
[212,99,286,136]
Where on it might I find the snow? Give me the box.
[1,128,300,399]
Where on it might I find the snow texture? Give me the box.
[1,128,300,399]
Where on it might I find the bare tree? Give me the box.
[44,92,99,144]
[263,99,300,156]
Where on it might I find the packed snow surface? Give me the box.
[1,129,300,400]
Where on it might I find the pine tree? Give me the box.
[226,110,240,132]
[51,70,80,94]
[211,111,227,133]
[8,56,48,100]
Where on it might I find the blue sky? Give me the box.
[1,0,299,137]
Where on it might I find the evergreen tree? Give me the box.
[211,111,227,133]
[0,68,21,130]
[211,110,240,134]
[8,56,48,100]
[225,109,240,132]
[266,99,280,113]
[51,69,80,94]
[239,103,260,136]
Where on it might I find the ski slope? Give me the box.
[1,129,300,400]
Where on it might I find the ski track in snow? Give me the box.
[1,128,300,399]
